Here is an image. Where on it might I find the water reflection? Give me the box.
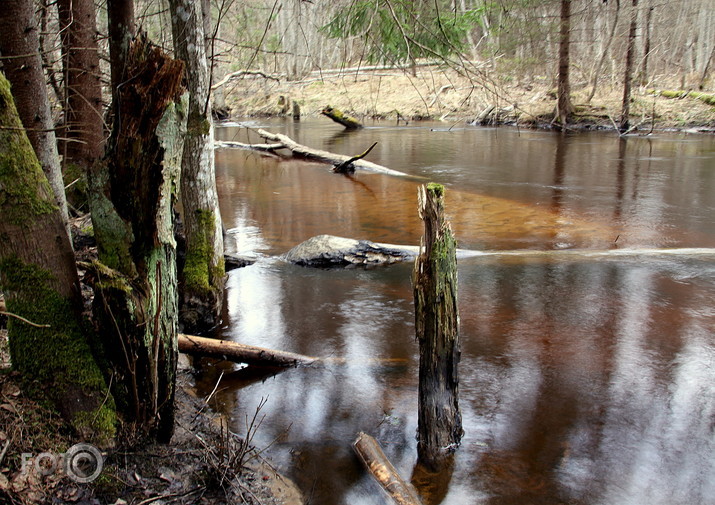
[200,121,715,505]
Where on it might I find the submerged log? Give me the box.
[413,183,463,470]
[333,141,378,174]
[249,129,408,176]
[353,432,423,505]
[321,105,363,129]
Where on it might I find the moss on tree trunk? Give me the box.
[89,36,185,442]
[0,73,116,445]
[413,183,463,471]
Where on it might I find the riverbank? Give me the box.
[0,329,302,505]
[221,65,715,131]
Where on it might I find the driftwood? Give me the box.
[321,105,363,129]
[178,333,408,368]
[353,432,423,505]
[333,141,378,174]
[179,334,316,367]
[240,129,408,176]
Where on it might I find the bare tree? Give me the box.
[57,0,105,173]
[620,0,638,132]
[555,0,573,126]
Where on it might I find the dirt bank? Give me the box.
[221,65,715,131]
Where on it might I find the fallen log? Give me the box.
[333,141,378,174]
[253,128,409,177]
[321,105,363,129]
[179,333,316,367]
[178,333,408,368]
[353,432,423,505]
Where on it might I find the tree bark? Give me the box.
[412,183,462,471]
[107,0,135,104]
[90,36,185,442]
[169,0,226,334]
[178,334,317,367]
[0,73,115,445]
[353,432,423,505]
[620,0,639,132]
[57,0,105,173]
[0,0,69,230]
[555,0,573,126]
[587,0,620,103]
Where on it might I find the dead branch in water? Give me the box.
[353,432,424,505]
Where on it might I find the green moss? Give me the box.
[183,209,224,294]
[0,75,58,225]
[426,182,445,198]
[0,256,116,443]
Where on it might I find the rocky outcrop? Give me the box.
[284,234,417,267]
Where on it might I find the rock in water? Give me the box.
[284,235,414,267]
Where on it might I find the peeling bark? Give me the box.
[90,36,185,442]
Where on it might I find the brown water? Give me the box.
[196,119,715,505]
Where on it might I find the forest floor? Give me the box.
[0,221,303,505]
[0,328,302,505]
[222,64,715,131]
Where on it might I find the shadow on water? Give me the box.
[198,120,715,505]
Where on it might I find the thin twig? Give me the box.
[0,311,50,328]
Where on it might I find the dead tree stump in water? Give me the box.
[321,105,363,129]
[413,183,463,470]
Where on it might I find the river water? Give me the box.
[197,119,715,505]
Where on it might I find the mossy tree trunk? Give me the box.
[0,0,69,230]
[0,73,116,445]
[413,183,462,471]
[89,36,185,443]
[170,0,226,333]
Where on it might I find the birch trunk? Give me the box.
[170,0,226,334]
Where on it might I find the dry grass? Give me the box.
[222,65,715,130]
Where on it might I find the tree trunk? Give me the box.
[0,73,116,445]
[89,36,185,442]
[620,0,639,132]
[169,0,226,334]
[57,0,104,175]
[555,0,574,126]
[107,0,135,104]
[587,0,620,103]
[412,183,462,471]
[0,0,69,230]
[639,1,653,85]
[321,106,363,129]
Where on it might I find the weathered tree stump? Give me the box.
[412,183,463,470]
[321,105,363,129]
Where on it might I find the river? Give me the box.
[195,119,715,505]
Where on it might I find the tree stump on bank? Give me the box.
[412,183,463,470]
[321,105,363,129]
[89,36,185,442]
